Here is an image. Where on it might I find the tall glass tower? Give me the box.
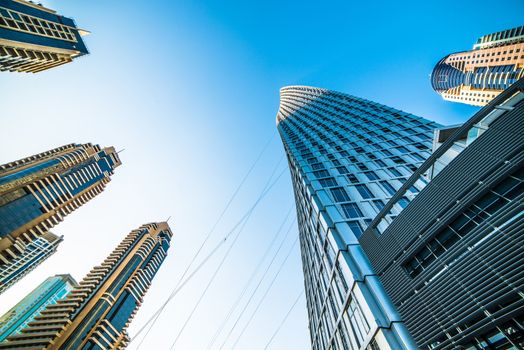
[0,232,62,294]
[0,274,77,341]
[0,222,173,350]
[360,78,524,349]
[431,26,524,106]
[276,85,440,349]
[0,143,121,293]
[0,0,89,73]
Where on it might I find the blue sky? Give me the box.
[1,0,523,349]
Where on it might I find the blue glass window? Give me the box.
[355,184,373,199]
[330,187,350,202]
[341,203,363,219]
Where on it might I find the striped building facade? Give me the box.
[0,0,89,73]
[0,274,77,341]
[277,86,441,349]
[431,26,524,106]
[0,232,62,294]
[0,143,121,293]
[0,222,173,350]
[360,78,524,349]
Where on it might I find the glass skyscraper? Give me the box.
[0,231,62,294]
[277,85,440,349]
[360,78,524,349]
[0,0,89,73]
[0,273,77,341]
[0,143,121,294]
[431,26,524,106]
[0,222,173,350]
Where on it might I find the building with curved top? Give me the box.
[277,85,441,349]
[360,78,524,349]
[431,26,524,106]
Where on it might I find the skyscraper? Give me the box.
[277,85,440,349]
[0,274,77,341]
[0,232,62,294]
[0,0,89,73]
[359,78,524,349]
[0,143,121,293]
[431,26,524,106]
[0,222,173,350]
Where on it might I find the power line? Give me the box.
[205,205,294,350]
[130,132,276,348]
[129,161,285,347]
[263,289,304,350]
[223,234,300,350]
[217,218,297,350]
[167,159,286,349]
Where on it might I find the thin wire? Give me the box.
[205,205,294,350]
[130,206,251,344]
[230,235,299,349]
[263,289,304,350]
[225,234,300,350]
[131,132,276,348]
[218,219,297,350]
[129,163,284,347]
[167,161,286,349]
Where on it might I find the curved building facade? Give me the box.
[431,26,524,106]
[277,85,441,349]
[360,79,524,349]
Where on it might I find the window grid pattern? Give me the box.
[277,86,438,349]
[0,7,77,42]
[0,144,121,294]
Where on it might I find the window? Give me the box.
[398,197,410,208]
[337,166,349,174]
[411,153,425,162]
[330,187,350,202]
[357,163,368,171]
[348,221,363,237]
[363,171,379,181]
[347,174,359,184]
[313,170,330,178]
[373,199,385,211]
[380,181,397,196]
[355,184,373,199]
[341,203,363,218]
[388,167,402,177]
[319,177,338,187]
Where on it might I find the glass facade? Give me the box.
[0,222,173,350]
[0,232,62,294]
[0,274,77,341]
[0,0,89,73]
[0,143,121,294]
[359,79,524,349]
[431,26,524,106]
[277,85,440,349]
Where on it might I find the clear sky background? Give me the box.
[1,1,523,349]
